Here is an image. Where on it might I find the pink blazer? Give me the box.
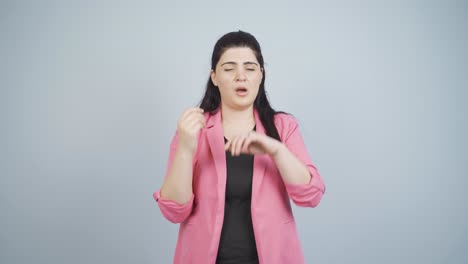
[153,108,325,264]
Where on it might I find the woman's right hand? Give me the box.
[176,107,205,154]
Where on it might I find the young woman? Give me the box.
[154,31,325,264]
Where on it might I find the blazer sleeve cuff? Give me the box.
[153,191,194,223]
[284,165,326,208]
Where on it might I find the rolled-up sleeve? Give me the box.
[153,191,194,223]
[153,131,194,223]
[281,116,326,207]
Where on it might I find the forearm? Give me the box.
[160,148,194,204]
[271,144,311,185]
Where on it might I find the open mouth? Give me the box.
[235,87,248,96]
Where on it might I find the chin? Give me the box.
[235,102,255,109]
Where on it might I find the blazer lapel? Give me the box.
[252,109,268,202]
[205,109,227,206]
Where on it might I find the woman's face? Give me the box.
[211,47,263,110]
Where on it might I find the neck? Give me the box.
[220,104,255,127]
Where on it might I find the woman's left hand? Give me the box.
[224,131,284,157]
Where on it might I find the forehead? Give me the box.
[218,47,258,64]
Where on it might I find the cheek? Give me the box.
[216,74,232,87]
[251,72,263,83]
[217,80,232,97]
[253,75,263,89]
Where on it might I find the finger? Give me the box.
[191,122,204,135]
[187,118,205,132]
[184,110,204,125]
[230,136,240,156]
[193,113,206,128]
[184,112,206,129]
[228,136,236,155]
[235,135,245,156]
[180,107,204,123]
[242,131,255,149]
[224,140,231,151]
[180,107,199,120]
[241,136,254,154]
[235,135,248,156]
[242,132,256,154]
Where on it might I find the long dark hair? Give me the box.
[198,30,287,141]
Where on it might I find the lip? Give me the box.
[235,87,248,92]
[234,87,249,97]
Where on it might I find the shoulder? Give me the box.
[203,109,220,127]
[274,112,299,130]
[273,112,301,141]
[203,111,211,120]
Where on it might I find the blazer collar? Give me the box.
[205,107,265,133]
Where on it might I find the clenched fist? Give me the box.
[176,107,205,154]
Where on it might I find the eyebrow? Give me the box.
[220,61,259,67]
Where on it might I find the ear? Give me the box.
[210,69,217,86]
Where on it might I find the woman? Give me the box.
[153,31,325,264]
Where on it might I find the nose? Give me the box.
[235,69,247,82]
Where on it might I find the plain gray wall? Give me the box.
[1,1,467,263]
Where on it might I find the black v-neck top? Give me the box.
[216,127,259,264]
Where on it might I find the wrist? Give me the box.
[271,142,287,158]
[176,146,195,158]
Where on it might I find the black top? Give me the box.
[216,127,259,264]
